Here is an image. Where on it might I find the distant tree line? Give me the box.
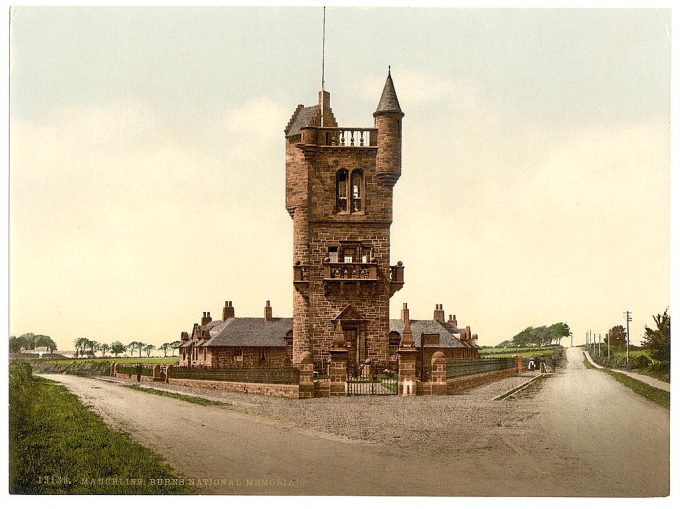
[9,333,181,358]
[9,333,57,354]
[496,322,571,348]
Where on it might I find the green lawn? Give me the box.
[32,356,179,364]
[480,346,556,359]
[9,362,193,494]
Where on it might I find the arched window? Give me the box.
[351,170,363,212]
[336,168,364,214]
[336,169,348,212]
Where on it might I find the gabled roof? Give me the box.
[285,105,319,137]
[202,317,293,347]
[389,319,467,348]
[374,70,403,117]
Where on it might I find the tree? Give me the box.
[159,342,170,357]
[100,343,110,357]
[89,340,100,357]
[642,309,670,362]
[9,335,22,353]
[512,327,534,347]
[74,337,92,357]
[110,341,125,357]
[548,323,570,345]
[170,340,182,356]
[19,333,37,351]
[127,342,139,358]
[143,344,156,357]
[606,325,626,348]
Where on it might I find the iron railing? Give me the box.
[170,367,300,385]
[445,357,515,379]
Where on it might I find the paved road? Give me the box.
[41,350,669,496]
[583,350,670,391]
[534,347,669,496]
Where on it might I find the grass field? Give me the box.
[9,362,193,494]
[480,346,556,359]
[31,356,180,364]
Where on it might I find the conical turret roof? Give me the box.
[374,68,404,117]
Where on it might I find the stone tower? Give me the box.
[285,71,405,370]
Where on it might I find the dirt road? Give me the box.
[534,347,669,496]
[41,348,669,496]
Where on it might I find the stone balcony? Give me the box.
[323,262,378,281]
[294,261,404,297]
[298,126,378,148]
[389,261,405,297]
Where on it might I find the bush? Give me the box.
[631,356,650,369]
[28,360,111,377]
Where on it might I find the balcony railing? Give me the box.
[323,262,378,281]
[293,264,309,282]
[300,126,377,148]
[390,263,404,284]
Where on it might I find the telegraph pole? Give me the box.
[624,311,632,366]
[606,331,610,358]
[598,333,601,357]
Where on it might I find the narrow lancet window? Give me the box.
[351,170,363,212]
[336,169,348,212]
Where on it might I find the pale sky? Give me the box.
[9,7,671,351]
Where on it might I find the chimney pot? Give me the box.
[400,303,410,324]
[222,300,235,320]
[434,304,445,323]
[264,300,273,322]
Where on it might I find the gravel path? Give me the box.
[583,350,670,391]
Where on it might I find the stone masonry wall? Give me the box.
[168,378,300,399]
[445,367,518,394]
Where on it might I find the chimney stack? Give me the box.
[434,304,445,323]
[201,312,211,326]
[448,314,458,329]
[400,303,410,324]
[264,300,273,322]
[223,300,235,320]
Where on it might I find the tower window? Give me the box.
[336,169,348,212]
[336,169,364,214]
[351,170,363,212]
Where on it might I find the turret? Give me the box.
[374,68,404,188]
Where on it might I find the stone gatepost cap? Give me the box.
[300,351,313,363]
[431,351,446,361]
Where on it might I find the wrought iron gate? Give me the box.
[347,366,397,396]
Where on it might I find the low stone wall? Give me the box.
[113,372,154,383]
[445,367,518,394]
[314,379,331,398]
[168,377,300,399]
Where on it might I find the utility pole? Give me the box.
[598,333,601,357]
[624,311,632,366]
[606,332,610,358]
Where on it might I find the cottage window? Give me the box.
[234,347,243,359]
[328,247,338,263]
[259,349,267,363]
